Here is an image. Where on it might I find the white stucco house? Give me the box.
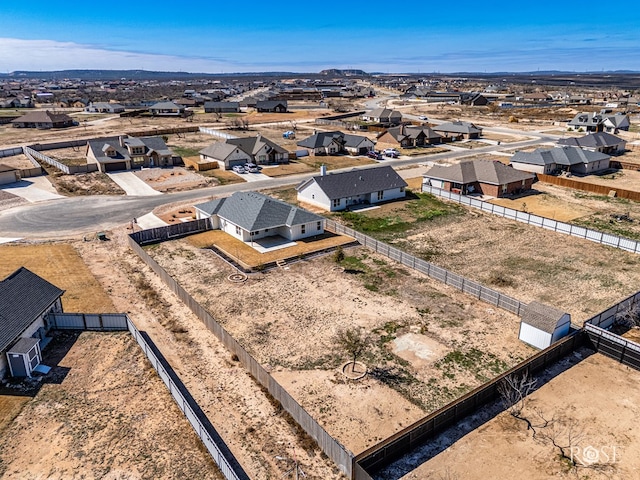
[194,191,325,242]
[296,165,407,212]
[0,267,64,378]
[518,301,571,350]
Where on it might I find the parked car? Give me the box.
[244,163,260,173]
[383,148,400,158]
[232,165,246,173]
[282,130,296,139]
[419,115,428,120]
[367,150,382,160]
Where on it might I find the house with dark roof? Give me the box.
[11,110,75,129]
[256,100,288,113]
[568,112,630,133]
[362,108,403,125]
[204,101,240,113]
[557,132,627,155]
[377,124,442,148]
[148,101,186,116]
[0,267,64,377]
[510,146,610,175]
[423,160,534,197]
[194,191,324,242]
[518,301,571,349]
[86,135,175,172]
[296,131,375,156]
[199,134,289,170]
[296,165,407,211]
[433,121,482,140]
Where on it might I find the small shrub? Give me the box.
[333,245,345,263]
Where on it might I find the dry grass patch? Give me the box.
[0,243,115,312]
[0,396,30,436]
[260,161,315,177]
[297,155,377,170]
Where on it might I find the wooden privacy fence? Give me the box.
[538,173,640,202]
[127,125,200,137]
[355,332,586,474]
[130,218,211,244]
[583,290,640,329]
[422,184,640,254]
[325,220,526,316]
[46,312,249,480]
[584,323,640,371]
[127,234,356,478]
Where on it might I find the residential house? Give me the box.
[377,124,442,148]
[296,165,407,211]
[148,101,186,116]
[11,110,75,129]
[256,100,288,113]
[86,135,175,172]
[204,101,240,113]
[518,302,571,349]
[459,93,489,106]
[362,108,403,125]
[0,97,33,108]
[296,131,374,156]
[510,146,610,175]
[199,134,289,170]
[433,121,482,140]
[423,160,534,197]
[0,267,64,378]
[85,102,125,113]
[557,132,626,155]
[567,112,630,133]
[194,191,324,242]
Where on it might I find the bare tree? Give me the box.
[537,416,586,465]
[614,301,640,329]
[498,372,537,419]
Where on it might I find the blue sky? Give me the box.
[1,1,639,73]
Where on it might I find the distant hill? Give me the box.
[319,69,369,76]
[0,70,301,81]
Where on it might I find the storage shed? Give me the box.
[6,337,42,377]
[518,301,571,349]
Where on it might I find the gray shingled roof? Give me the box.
[11,110,73,124]
[521,301,569,333]
[557,132,626,149]
[297,131,344,149]
[297,165,407,199]
[227,134,288,155]
[149,101,183,110]
[87,137,131,163]
[511,146,610,166]
[198,192,322,231]
[433,121,482,135]
[0,267,64,352]
[425,160,533,185]
[383,125,442,142]
[199,142,242,160]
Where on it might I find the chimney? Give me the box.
[320,164,327,176]
[119,135,125,147]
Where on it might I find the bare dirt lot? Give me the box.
[133,166,214,192]
[0,331,224,480]
[0,238,344,479]
[147,237,535,453]
[390,352,640,480]
[333,192,640,321]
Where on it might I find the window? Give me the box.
[501,184,507,193]
[301,224,306,234]
[235,226,241,235]
[377,191,384,201]
[317,221,322,231]
[259,155,266,162]
[400,186,405,192]
[333,199,340,208]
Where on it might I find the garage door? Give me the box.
[105,162,127,172]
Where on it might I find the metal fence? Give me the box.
[127,234,355,478]
[47,312,129,330]
[130,218,211,245]
[0,146,23,158]
[325,220,526,316]
[583,290,640,329]
[46,311,248,480]
[355,331,586,474]
[584,323,640,370]
[422,185,640,254]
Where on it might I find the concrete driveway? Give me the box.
[233,171,271,182]
[1,176,65,202]
[107,172,162,196]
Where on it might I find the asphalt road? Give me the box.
[0,134,552,240]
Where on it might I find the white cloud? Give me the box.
[0,38,235,73]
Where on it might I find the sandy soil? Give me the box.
[147,238,534,453]
[134,166,214,192]
[0,331,224,480]
[389,352,640,480]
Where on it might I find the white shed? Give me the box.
[518,301,571,349]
